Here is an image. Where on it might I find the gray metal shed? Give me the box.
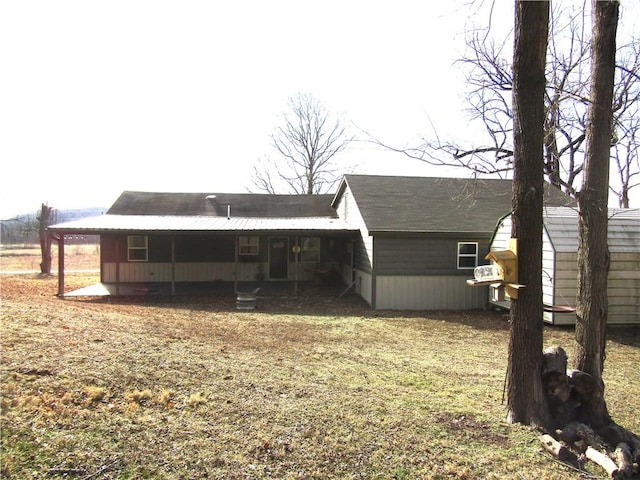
[488,207,640,325]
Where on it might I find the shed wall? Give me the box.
[490,213,640,325]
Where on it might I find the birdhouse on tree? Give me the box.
[466,238,525,299]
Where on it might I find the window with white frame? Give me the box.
[239,235,259,255]
[128,235,148,262]
[301,237,320,263]
[457,242,478,269]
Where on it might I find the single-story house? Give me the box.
[48,174,575,311]
[489,206,640,325]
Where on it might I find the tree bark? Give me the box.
[506,0,551,429]
[39,203,54,274]
[574,0,618,398]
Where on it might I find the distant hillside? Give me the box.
[55,207,108,223]
[1,207,107,245]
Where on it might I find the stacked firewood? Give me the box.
[540,346,640,478]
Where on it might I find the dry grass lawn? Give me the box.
[1,247,639,479]
[0,244,99,272]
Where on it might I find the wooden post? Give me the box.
[171,236,175,296]
[294,235,299,295]
[56,235,65,297]
[115,238,120,296]
[234,235,238,293]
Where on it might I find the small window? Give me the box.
[301,237,320,263]
[128,235,148,262]
[239,235,259,255]
[457,242,478,269]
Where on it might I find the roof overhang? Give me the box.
[47,214,360,236]
[368,230,493,238]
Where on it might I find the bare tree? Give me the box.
[252,93,353,194]
[573,0,619,428]
[610,39,640,207]
[611,115,640,207]
[392,2,639,206]
[38,203,55,274]
[506,0,551,429]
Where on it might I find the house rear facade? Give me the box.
[49,174,575,311]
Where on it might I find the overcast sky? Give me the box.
[1,1,637,219]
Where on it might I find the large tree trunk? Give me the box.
[573,0,618,429]
[506,0,551,429]
[39,203,55,274]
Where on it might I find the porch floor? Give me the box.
[62,281,353,298]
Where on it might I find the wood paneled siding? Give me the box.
[372,236,492,275]
[100,234,353,284]
[102,235,251,263]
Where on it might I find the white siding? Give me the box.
[337,183,374,302]
[542,224,556,318]
[490,218,512,252]
[375,275,488,310]
[608,253,640,323]
[354,269,373,305]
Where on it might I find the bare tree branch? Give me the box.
[368,2,639,205]
[251,93,353,194]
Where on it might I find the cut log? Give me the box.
[597,424,640,454]
[539,434,579,466]
[584,446,618,478]
[576,423,608,452]
[542,349,574,429]
[543,371,571,404]
[569,370,611,428]
[613,443,633,478]
[542,346,568,375]
[556,421,582,443]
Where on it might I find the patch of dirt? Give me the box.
[432,412,511,446]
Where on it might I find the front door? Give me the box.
[269,237,289,279]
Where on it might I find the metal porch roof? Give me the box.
[47,214,358,234]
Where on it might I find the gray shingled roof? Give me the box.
[107,191,338,218]
[335,175,575,234]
